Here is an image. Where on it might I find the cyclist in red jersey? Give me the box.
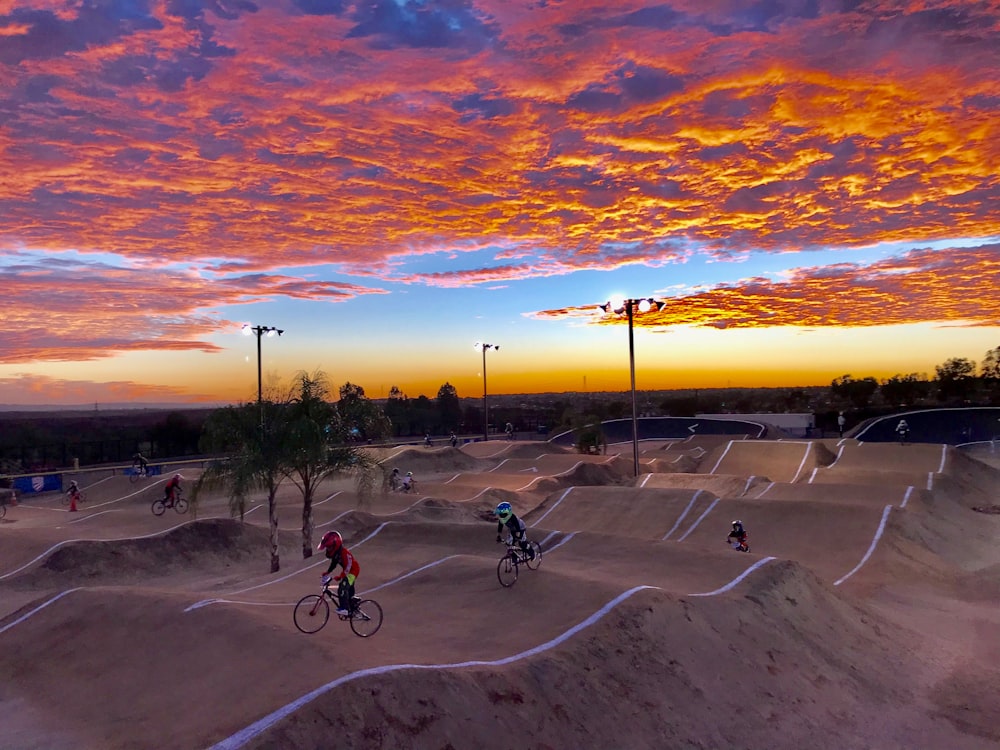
[318,530,360,616]
[164,474,182,508]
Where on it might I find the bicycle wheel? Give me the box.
[62,494,69,505]
[350,599,383,637]
[497,554,518,587]
[294,594,330,634]
[151,499,166,516]
[525,541,542,570]
[174,497,189,514]
[0,504,6,519]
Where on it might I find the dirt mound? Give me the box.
[12,519,275,588]
[237,560,989,750]
[639,472,765,497]
[643,454,700,473]
[381,447,494,475]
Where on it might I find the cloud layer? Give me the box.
[0,0,998,365]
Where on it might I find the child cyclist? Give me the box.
[727,519,749,551]
[163,474,182,508]
[66,480,83,510]
[318,530,360,616]
[495,501,535,560]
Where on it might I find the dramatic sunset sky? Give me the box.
[1,0,998,406]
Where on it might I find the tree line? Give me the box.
[827,346,1000,409]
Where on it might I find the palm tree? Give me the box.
[194,398,291,573]
[286,371,381,559]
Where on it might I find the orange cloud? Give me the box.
[530,245,1000,329]
[1,0,996,278]
[0,255,388,362]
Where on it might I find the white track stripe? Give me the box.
[789,442,812,483]
[660,490,703,541]
[900,486,914,509]
[688,557,777,597]
[834,504,892,586]
[207,560,774,750]
[0,589,83,636]
[675,497,720,542]
[530,487,575,527]
[708,441,734,474]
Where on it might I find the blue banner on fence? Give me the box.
[13,474,63,494]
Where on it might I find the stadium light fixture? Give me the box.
[597,299,664,477]
[243,324,284,429]
[474,342,499,442]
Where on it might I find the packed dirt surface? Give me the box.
[2,436,1000,749]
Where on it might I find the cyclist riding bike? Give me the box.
[728,519,748,550]
[133,452,149,476]
[318,530,360,616]
[401,471,414,492]
[67,480,82,509]
[495,501,534,560]
[164,474,182,508]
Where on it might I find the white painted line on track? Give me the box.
[789,442,812,483]
[638,474,652,488]
[688,557,777,597]
[207,558,776,750]
[742,476,756,495]
[660,490,703,541]
[542,532,575,554]
[67,509,122,524]
[530,487,575,527]
[926,472,934,491]
[900,486,914,509]
[834,504,892,587]
[184,523,393,612]
[313,491,342,508]
[0,588,84,636]
[755,482,775,499]
[938,445,947,474]
[708,441,735,474]
[675,497,720,542]
[829,444,846,468]
[0,516,229,581]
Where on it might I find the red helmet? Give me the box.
[318,530,343,552]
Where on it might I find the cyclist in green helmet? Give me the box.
[495,501,534,560]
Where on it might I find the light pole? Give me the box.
[474,342,499,442]
[599,298,663,477]
[243,324,284,430]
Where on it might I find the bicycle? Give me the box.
[62,491,86,506]
[293,581,383,638]
[129,461,149,483]
[496,537,542,587]
[151,489,188,516]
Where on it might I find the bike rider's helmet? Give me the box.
[174,474,182,481]
[318,530,343,552]
[732,520,742,528]
[406,471,412,477]
[496,501,513,521]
